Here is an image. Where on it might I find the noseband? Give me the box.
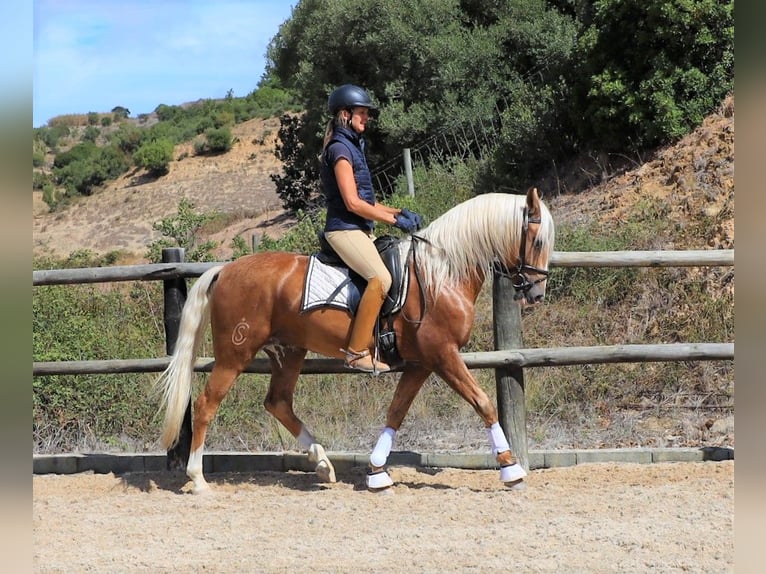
[495,206,549,300]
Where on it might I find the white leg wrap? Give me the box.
[187,445,209,493]
[370,426,396,467]
[488,422,511,454]
[366,469,394,490]
[500,463,527,482]
[297,426,315,451]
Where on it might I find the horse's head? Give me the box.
[509,187,554,305]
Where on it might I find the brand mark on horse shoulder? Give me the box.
[232,319,249,345]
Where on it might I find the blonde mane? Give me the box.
[409,193,554,295]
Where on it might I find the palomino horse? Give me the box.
[155,187,554,493]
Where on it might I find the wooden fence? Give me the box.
[32,248,734,470]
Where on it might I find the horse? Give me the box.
[155,187,555,493]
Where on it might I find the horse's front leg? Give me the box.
[435,350,527,488]
[367,364,432,490]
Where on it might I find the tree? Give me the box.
[573,0,734,151]
[146,198,218,262]
[265,0,578,208]
[271,113,320,212]
[111,106,130,119]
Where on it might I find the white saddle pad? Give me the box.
[300,255,361,313]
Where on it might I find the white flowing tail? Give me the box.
[155,265,224,449]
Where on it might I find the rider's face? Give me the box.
[348,107,371,134]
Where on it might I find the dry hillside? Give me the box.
[33,116,293,261]
[550,95,733,250]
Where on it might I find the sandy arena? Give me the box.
[33,460,733,573]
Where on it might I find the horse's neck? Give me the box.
[451,272,486,304]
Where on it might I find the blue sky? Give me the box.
[33,0,295,127]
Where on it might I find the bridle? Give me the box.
[495,206,550,300]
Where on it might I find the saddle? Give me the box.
[315,233,408,317]
[302,233,411,366]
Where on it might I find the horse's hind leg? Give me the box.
[187,364,240,494]
[263,345,336,483]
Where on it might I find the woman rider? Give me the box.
[320,84,422,374]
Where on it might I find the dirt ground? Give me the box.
[33,460,733,573]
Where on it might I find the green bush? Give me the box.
[33,171,52,189]
[133,138,174,175]
[576,0,734,151]
[33,279,166,452]
[53,143,129,196]
[82,125,100,143]
[37,124,70,150]
[33,151,46,168]
[42,182,59,210]
[203,126,233,153]
[110,123,145,154]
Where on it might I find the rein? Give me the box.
[401,233,431,325]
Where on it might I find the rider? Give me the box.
[320,84,422,374]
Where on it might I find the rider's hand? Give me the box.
[399,208,424,231]
[394,212,419,234]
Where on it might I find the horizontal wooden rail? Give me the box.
[32,342,734,376]
[32,249,734,286]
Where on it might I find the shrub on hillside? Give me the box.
[53,142,129,197]
[146,198,219,262]
[203,126,233,153]
[133,138,174,175]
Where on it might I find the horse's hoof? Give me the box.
[315,460,337,483]
[500,462,527,483]
[505,478,526,491]
[366,469,394,491]
[191,483,212,495]
[308,443,336,483]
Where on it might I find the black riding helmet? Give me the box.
[327,84,379,116]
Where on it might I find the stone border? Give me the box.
[33,446,733,475]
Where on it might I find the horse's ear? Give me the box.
[526,186,541,214]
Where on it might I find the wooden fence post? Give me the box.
[162,248,187,354]
[403,148,415,197]
[161,248,192,470]
[492,272,529,471]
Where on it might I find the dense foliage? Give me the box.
[266,0,733,210]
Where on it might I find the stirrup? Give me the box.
[341,348,390,374]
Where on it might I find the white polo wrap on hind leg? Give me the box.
[297,426,316,451]
[488,422,511,454]
[370,426,396,467]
